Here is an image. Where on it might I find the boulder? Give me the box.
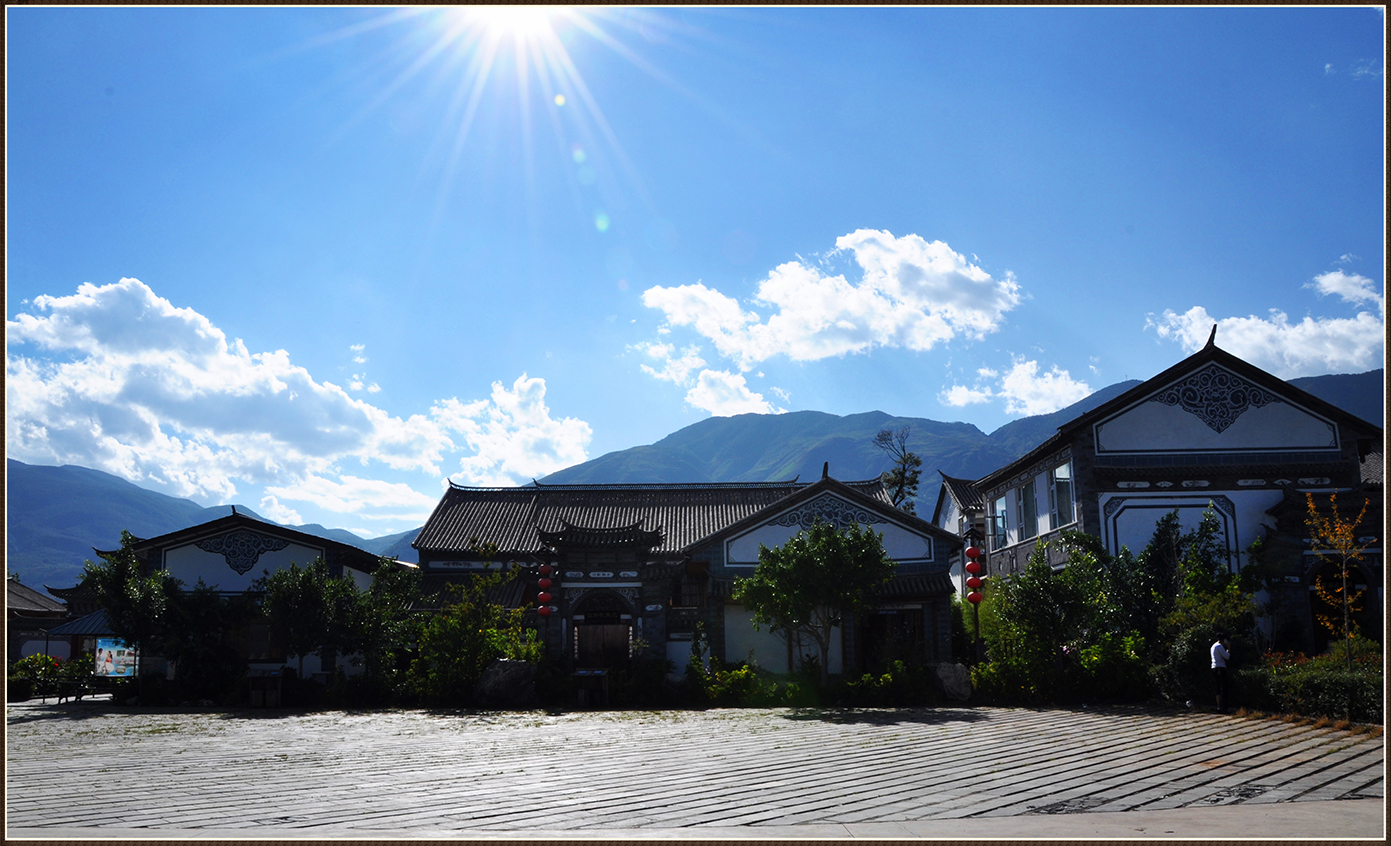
[476,659,539,709]
[935,662,972,702]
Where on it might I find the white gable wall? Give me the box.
[724,493,936,566]
[723,605,842,674]
[163,540,327,592]
[1094,366,1339,455]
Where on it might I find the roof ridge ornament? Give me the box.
[1205,323,1218,349]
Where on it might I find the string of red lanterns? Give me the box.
[964,544,984,662]
[536,563,556,617]
[964,545,984,604]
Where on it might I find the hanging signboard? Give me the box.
[94,639,138,678]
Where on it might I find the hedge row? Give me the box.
[1234,665,1383,723]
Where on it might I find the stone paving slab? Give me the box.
[5,697,1384,839]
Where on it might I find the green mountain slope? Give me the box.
[1288,369,1384,427]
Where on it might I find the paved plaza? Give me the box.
[5,696,1384,839]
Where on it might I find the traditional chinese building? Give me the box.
[56,510,385,680]
[933,330,1383,650]
[413,472,963,676]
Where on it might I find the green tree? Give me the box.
[356,559,424,683]
[407,562,540,707]
[873,426,922,514]
[160,580,259,702]
[258,559,360,678]
[733,521,896,685]
[83,530,181,664]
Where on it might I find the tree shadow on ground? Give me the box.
[780,705,989,725]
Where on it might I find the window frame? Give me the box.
[1049,461,1075,529]
[1019,481,1038,540]
[990,495,1009,550]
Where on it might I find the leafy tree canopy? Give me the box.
[733,521,896,683]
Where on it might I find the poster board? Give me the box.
[94,639,138,678]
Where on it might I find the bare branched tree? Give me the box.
[873,426,922,514]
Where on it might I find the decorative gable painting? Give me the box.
[1093,363,1339,454]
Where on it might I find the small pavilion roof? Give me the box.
[46,609,114,637]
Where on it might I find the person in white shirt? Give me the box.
[1211,635,1232,714]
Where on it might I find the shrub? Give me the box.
[1240,640,1385,723]
[837,660,936,707]
[8,676,34,701]
[1069,632,1152,702]
[9,654,64,697]
[687,658,766,707]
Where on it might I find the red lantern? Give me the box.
[537,591,552,604]
[965,561,982,575]
[967,591,983,604]
[537,605,552,617]
[965,546,981,559]
[966,576,982,590]
[538,577,552,590]
[538,564,552,577]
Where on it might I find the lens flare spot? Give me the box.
[617,279,629,291]
[571,143,586,164]
[594,212,610,232]
[554,94,566,106]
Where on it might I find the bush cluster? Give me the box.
[1231,638,1383,723]
[8,653,95,701]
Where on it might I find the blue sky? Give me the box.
[6,6,1385,538]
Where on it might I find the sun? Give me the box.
[456,6,559,42]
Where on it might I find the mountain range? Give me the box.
[6,368,1381,598]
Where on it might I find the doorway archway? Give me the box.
[571,590,633,670]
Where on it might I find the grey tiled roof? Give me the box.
[7,580,67,614]
[414,480,890,559]
[939,473,984,511]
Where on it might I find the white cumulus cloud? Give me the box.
[642,229,1021,371]
[6,278,592,517]
[939,358,1091,416]
[1150,270,1385,379]
[433,374,592,487]
[684,369,785,416]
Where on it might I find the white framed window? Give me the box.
[1019,482,1038,540]
[1049,462,1075,529]
[991,495,1009,550]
